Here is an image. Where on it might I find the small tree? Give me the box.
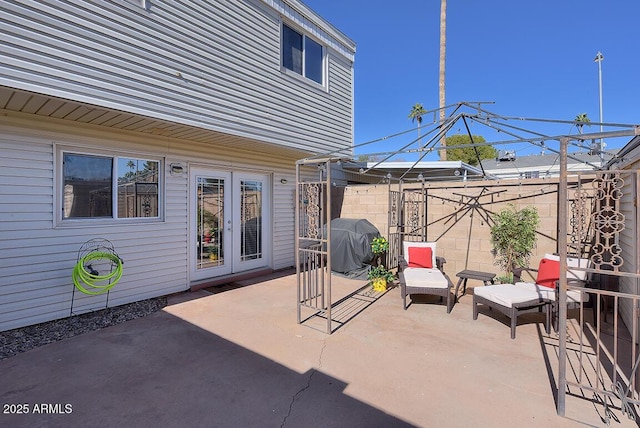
[490,205,539,280]
[445,134,497,165]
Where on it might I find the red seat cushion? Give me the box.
[408,247,433,268]
[536,258,560,289]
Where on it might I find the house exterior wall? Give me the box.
[0,0,355,154]
[615,145,640,338]
[482,162,600,180]
[0,0,354,331]
[0,115,299,331]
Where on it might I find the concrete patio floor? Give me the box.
[1,270,636,427]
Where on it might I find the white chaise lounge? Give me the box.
[473,254,589,339]
[473,283,550,339]
[514,254,591,329]
[398,241,452,313]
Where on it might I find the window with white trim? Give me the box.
[61,152,161,220]
[282,23,324,85]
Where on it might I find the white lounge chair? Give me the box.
[473,283,550,339]
[514,254,591,329]
[398,241,452,312]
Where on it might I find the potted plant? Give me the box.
[368,236,394,291]
[490,204,539,283]
[371,236,389,268]
[368,265,395,292]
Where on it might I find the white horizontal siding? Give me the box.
[273,180,296,269]
[617,169,640,336]
[0,113,301,330]
[0,0,354,155]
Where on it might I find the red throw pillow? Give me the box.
[536,258,560,289]
[408,247,433,268]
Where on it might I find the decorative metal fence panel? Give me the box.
[560,169,640,422]
[296,161,332,333]
[388,187,428,269]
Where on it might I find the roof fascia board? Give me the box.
[262,0,356,62]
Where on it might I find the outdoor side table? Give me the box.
[454,270,496,302]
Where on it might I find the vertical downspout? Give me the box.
[557,137,569,416]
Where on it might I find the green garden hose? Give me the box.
[72,251,123,295]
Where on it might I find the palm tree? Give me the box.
[408,103,427,146]
[438,0,447,160]
[575,113,591,134]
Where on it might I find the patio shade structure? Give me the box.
[296,101,640,419]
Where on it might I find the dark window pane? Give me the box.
[63,153,112,218]
[305,37,323,84]
[282,24,302,74]
[117,158,159,218]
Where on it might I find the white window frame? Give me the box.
[54,145,164,226]
[281,22,327,88]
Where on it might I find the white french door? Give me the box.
[190,167,270,282]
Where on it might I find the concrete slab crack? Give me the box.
[280,340,327,427]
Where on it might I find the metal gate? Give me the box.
[295,159,333,333]
[558,158,640,422]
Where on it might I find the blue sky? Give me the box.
[303,0,639,160]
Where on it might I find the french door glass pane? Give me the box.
[240,180,262,261]
[196,177,225,270]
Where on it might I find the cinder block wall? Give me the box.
[338,177,575,280]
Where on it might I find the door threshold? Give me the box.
[190,267,273,291]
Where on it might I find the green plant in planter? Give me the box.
[490,204,539,279]
[371,236,389,269]
[368,265,395,282]
[371,237,389,255]
[368,265,395,292]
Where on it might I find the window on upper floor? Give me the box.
[61,151,161,220]
[524,171,540,179]
[282,23,324,85]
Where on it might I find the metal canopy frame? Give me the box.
[296,102,640,419]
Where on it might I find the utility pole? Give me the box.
[438,0,447,160]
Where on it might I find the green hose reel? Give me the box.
[72,240,124,296]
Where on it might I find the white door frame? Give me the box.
[232,171,271,271]
[189,166,271,282]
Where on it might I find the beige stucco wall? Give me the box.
[338,177,574,280]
